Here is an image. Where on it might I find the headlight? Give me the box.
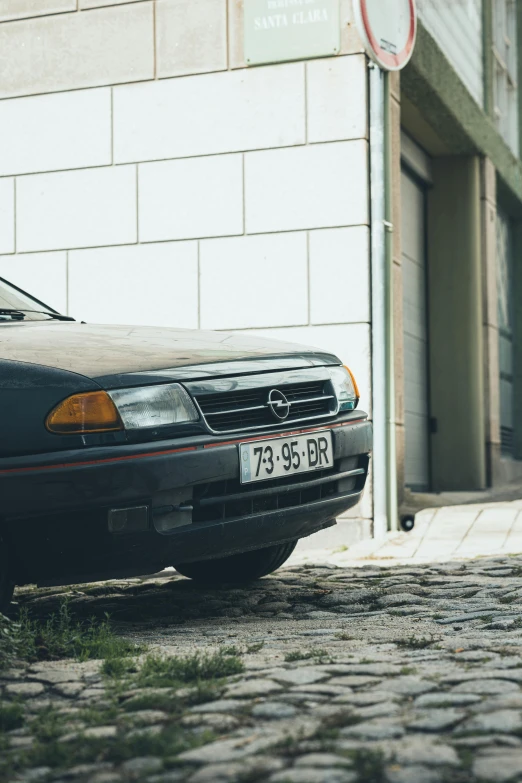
[46,384,198,434]
[328,366,360,411]
[109,384,199,430]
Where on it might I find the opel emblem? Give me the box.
[268,389,290,420]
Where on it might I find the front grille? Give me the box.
[188,375,337,434]
[192,457,368,524]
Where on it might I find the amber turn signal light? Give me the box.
[46,391,124,434]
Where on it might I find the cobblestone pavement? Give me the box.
[5,554,522,783]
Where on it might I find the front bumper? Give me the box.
[1,414,372,586]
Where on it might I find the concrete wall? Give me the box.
[0,0,373,521]
[417,0,484,107]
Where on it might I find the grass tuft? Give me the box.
[101,656,138,679]
[0,613,23,670]
[394,634,438,650]
[351,749,386,782]
[246,642,264,654]
[284,648,331,663]
[29,707,67,743]
[12,600,139,663]
[0,702,24,732]
[136,649,244,689]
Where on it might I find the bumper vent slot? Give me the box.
[192,457,369,524]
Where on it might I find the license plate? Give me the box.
[239,431,334,484]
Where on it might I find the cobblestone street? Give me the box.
[4,532,522,783]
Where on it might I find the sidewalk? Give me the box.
[290,498,522,566]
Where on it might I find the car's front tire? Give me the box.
[175,541,298,584]
[0,534,14,612]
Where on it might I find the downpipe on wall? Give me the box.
[370,62,398,537]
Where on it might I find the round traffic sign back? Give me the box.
[353,0,417,71]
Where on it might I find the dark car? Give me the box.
[0,277,372,609]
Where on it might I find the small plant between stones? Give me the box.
[394,633,439,650]
[284,648,331,662]
[2,599,138,665]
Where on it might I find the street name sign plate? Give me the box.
[353,0,417,71]
[244,0,340,66]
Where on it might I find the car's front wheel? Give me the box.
[0,534,14,612]
[175,541,298,584]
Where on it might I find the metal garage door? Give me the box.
[401,138,431,491]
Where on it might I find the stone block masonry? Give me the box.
[0,0,373,521]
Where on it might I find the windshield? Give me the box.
[0,277,60,321]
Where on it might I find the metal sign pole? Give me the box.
[359,0,415,536]
[369,62,388,538]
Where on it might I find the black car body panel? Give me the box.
[0,322,340,384]
[0,359,105,457]
[0,284,372,590]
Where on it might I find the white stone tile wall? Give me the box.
[155,0,228,79]
[307,55,368,143]
[0,89,112,177]
[0,2,372,520]
[80,0,143,7]
[0,4,155,99]
[200,233,309,330]
[138,155,244,242]
[309,227,371,325]
[0,179,15,255]
[244,141,369,234]
[0,251,67,313]
[68,243,199,328]
[0,0,75,22]
[113,63,306,164]
[16,166,137,252]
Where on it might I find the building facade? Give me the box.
[399,0,522,513]
[0,0,519,537]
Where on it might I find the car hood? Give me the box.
[0,322,340,388]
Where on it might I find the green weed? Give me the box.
[284,648,331,663]
[394,634,437,650]
[101,656,138,679]
[221,645,240,656]
[78,703,120,727]
[499,594,519,604]
[0,614,21,670]
[13,601,139,663]
[136,649,244,689]
[29,707,67,743]
[0,702,24,732]
[350,749,386,782]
